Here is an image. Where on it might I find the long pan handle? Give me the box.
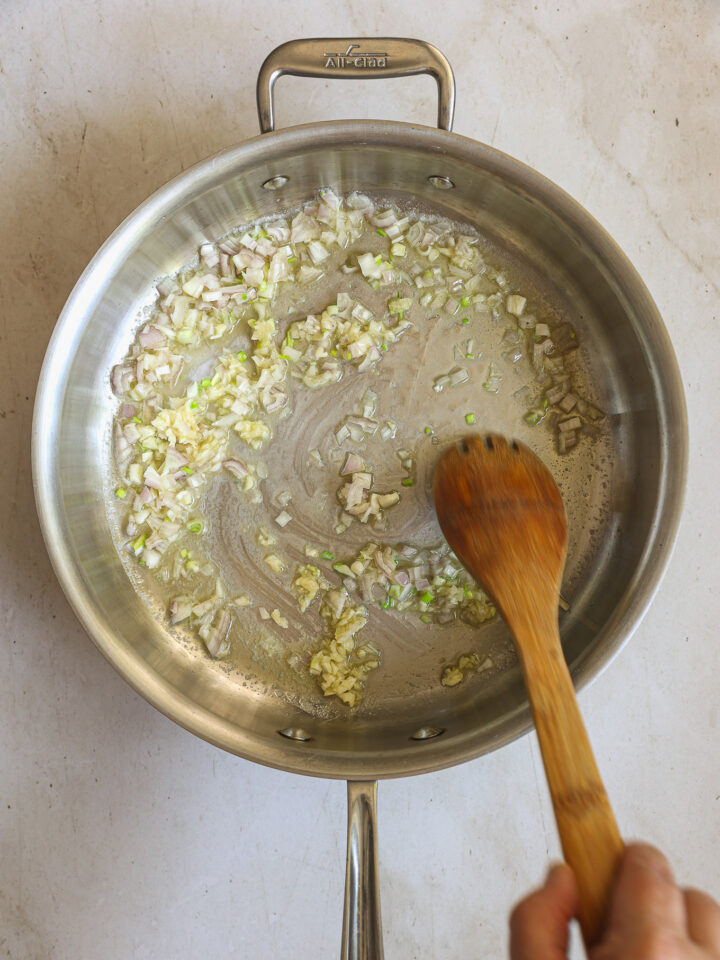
[341,780,384,960]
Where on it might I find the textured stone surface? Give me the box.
[1,3,718,957]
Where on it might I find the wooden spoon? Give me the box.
[433,433,624,947]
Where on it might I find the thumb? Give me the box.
[510,863,579,960]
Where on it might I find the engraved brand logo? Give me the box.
[323,43,388,69]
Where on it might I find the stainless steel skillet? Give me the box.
[32,38,687,959]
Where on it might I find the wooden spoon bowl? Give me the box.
[434,433,624,947]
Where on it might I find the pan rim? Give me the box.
[32,119,688,779]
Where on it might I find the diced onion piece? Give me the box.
[182,276,204,298]
[341,453,364,476]
[558,431,578,454]
[357,252,382,279]
[558,416,582,433]
[360,389,377,418]
[298,265,323,284]
[203,609,232,658]
[353,472,372,489]
[223,458,249,478]
[351,303,373,322]
[379,420,397,440]
[308,240,330,264]
[558,393,578,413]
[506,294,527,316]
[482,362,502,393]
[264,554,285,573]
[270,609,289,628]
[449,367,469,387]
[257,528,276,546]
[532,342,545,371]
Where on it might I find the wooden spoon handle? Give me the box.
[516,623,624,947]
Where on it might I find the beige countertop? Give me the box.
[1,3,718,957]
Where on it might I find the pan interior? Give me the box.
[35,123,680,779]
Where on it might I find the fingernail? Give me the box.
[545,862,569,886]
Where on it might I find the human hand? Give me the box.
[510,843,720,959]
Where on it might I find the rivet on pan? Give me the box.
[427,175,455,190]
[262,175,290,190]
[410,726,446,741]
[278,727,313,741]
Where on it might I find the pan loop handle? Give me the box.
[341,781,384,960]
[256,37,455,134]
